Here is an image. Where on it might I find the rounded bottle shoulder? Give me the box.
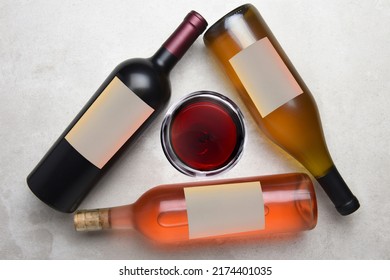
[114,58,171,110]
[116,57,168,76]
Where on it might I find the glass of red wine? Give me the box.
[161,91,245,176]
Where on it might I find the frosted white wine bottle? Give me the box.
[203,4,359,215]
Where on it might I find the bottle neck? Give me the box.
[74,204,135,231]
[150,47,178,73]
[151,10,207,73]
[109,204,135,230]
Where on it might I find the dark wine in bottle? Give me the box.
[27,11,208,213]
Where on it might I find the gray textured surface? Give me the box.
[1,0,389,259]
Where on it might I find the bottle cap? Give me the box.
[163,11,208,59]
[317,166,360,215]
[185,11,208,33]
[337,197,360,216]
[74,209,109,231]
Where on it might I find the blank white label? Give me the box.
[184,181,264,239]
[229,37,303,117]
[65,76,154,169]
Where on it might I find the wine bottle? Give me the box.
[74,173,317,244]
[27,11,208,213]
[203,4,359,215]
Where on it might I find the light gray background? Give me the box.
[1,0,389,259]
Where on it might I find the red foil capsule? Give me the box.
[163,11,208,59]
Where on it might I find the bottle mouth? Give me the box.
[74,209,110,231]
[186,11,208,34]
[336,196,360,216]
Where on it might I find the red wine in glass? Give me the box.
[161,91,245,176]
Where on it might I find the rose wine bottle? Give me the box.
[74,173,317,244]
[203,4,359,215]
[27,11,208,213]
